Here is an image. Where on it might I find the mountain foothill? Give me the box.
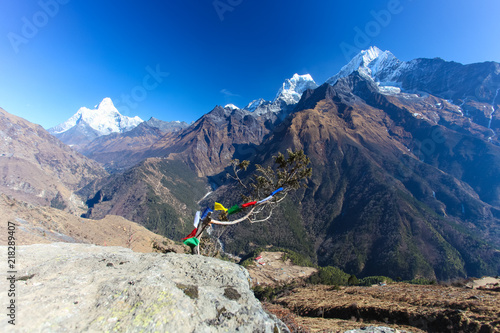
[2,46,499,281]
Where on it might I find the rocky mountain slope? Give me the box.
[0,108,107,212]
[0,243,288,332]
[147,105,272,177]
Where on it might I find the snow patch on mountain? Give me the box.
[243,98,267,113]
[50,98,143,136]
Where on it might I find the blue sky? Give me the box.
[1,0,499,129]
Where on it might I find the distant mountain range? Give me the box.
[2,46,499,281]
[49,97,189,152]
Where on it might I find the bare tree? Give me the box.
[187,149,312,255]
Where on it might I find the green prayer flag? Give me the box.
[227,204,242,215]
[183,237,200,248]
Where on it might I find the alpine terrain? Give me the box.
[77,47,500,281]
[5,46,500,282]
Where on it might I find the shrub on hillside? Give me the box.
[358,276,394,286]
[307,266,350,286]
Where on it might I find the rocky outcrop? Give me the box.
[1,243,288,332]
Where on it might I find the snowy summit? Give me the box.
[224,104,240,110]
[49,98,143,136]
[326,46,402,86]
[241,74,318,116]
[274,73,319,105]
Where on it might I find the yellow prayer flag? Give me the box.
[214,202,228,211]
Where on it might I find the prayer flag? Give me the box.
[241,201,257,208]
[183,237,200,248]
[271,187,284,196]
[227,204,242,215]
[257,195,273,204]
[193,211,201,228]
[182,228,197,240]
[214,202,228,211]
[201,207,213,219]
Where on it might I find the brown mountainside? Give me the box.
[214,74,500,281]
[79,158,209,240]
[146,106,272,177]
[0,108,107,212]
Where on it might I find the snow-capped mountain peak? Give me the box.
[274,73,319,105]
[95,97,116,111]
[224,104,240,110]
[227,47,403,119]
[49,97,143,136]
[326,46,401,86]
[240,74,318,117]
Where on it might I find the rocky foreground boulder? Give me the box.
[1,243,289,332]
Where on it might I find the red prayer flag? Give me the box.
[242,201,257,208]
[182,228,198,240]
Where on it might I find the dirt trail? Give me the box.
[246,251,317,286]
[466,276,500,290]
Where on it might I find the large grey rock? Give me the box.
[0,243,288,332]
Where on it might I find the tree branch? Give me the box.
[210,207,257,225]
[249,208,274,223]
[227,161,247,189]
